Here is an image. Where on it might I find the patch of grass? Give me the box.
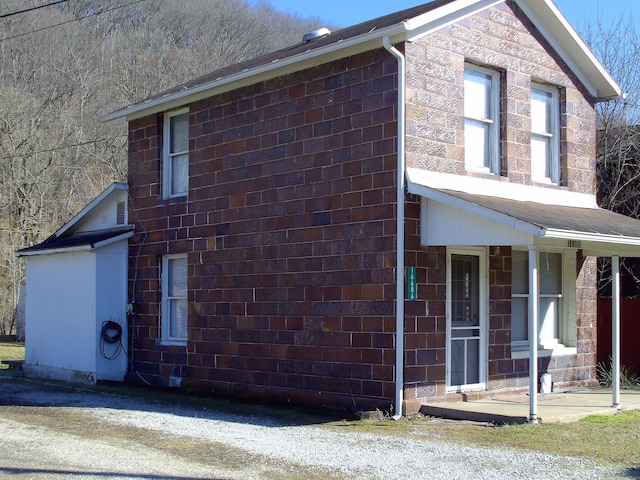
[327,411,640,468]
[0,341,24,369]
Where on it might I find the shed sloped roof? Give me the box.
[16,227,134,257]
[16,183,133,257]
[102,0,620,122]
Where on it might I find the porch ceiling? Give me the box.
[407,169,640,257]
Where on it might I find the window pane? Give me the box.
[465,69,491,119]
[539,297,559,341]
[171,153,189,195]
[168,257,187,297]
[512,297,528,342]
[451,339,465,386]
[512,251,528,294]
[531,89,551,134]
[451,255,479,326]
[170,113,189,153]
[531,135,550,180]
[465,119,490,169]
[539,252,561,294]
[170,299,188,338]
[466,339,479,384]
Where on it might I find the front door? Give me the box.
[447,250,486,391]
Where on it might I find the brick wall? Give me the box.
[126,0,602,412]
[128,49,401,411]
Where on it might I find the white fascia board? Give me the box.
[407,174,545,236]
[102,25,408,123]
[406,168,597,208]
[516,0,621,100]
[55,183,128,238]
[16,245,92,258]
[405,0,503,42]
[93,230,134,249]
[544,229,640,247]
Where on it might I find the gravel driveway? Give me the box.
[0,372,634,480]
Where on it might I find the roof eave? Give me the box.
[16,244,92,258]
[101,24,408,123]
[15,228,134,258]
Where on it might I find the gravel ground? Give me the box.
[0,373,634,480]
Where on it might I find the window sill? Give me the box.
[158,339,187,348]
[511,345,577,359]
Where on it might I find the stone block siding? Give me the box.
[128,49,401,412]
[405,1,597,194]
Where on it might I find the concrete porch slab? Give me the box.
[420,388,640,424]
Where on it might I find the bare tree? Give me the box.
[0,0,324,334]
[578,14,640,297]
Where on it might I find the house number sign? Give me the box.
[407,266,417,300]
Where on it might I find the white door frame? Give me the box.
[446,247,488,393]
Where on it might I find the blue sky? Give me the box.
[253,0,635,33]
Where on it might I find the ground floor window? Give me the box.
[511,249,576,355]
[161,254,188,345]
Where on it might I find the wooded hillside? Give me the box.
[0,0,324,334]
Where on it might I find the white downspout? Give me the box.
[383,36,406,420]
[528,246,539,423]
[612,255,621,409]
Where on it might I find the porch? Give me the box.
[420,388,640,424]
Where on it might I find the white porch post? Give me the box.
[612,255,621,409]
[528,246,539,423]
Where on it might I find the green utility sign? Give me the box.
[407,266,417,300]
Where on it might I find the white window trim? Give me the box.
[464,64,501,175]
[531,84,560,185]
[163,108,189,199]
[161,253,188,346]
[511,248,577,358]
[446,247,488,393]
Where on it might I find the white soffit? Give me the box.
[406,168,597,208]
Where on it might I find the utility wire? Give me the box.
[0,138,118,160]
[1,0,148,42]
[0,1,68,19]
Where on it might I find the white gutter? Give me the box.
[383,36,405,420]
[16,244,93,257]
[15,230,134,257]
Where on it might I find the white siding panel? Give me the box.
[80,190,127,233]
[25,252,96,376]
[421,198,533,246]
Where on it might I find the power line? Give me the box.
[1,0,148,42]
[0,138,120,160]
[0,1,68,19]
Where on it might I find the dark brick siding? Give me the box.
[127,1,600,413]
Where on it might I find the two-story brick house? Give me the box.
[103,0,640,418]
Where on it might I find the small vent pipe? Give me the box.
[303,28,331,43]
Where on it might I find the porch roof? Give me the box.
[406,168,640,257]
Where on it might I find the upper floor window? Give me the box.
[464,65,500,174]
[531,85,560,184]
[161,254,188,345]
[163,109,189,199]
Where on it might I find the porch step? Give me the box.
[420,403,528,425]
